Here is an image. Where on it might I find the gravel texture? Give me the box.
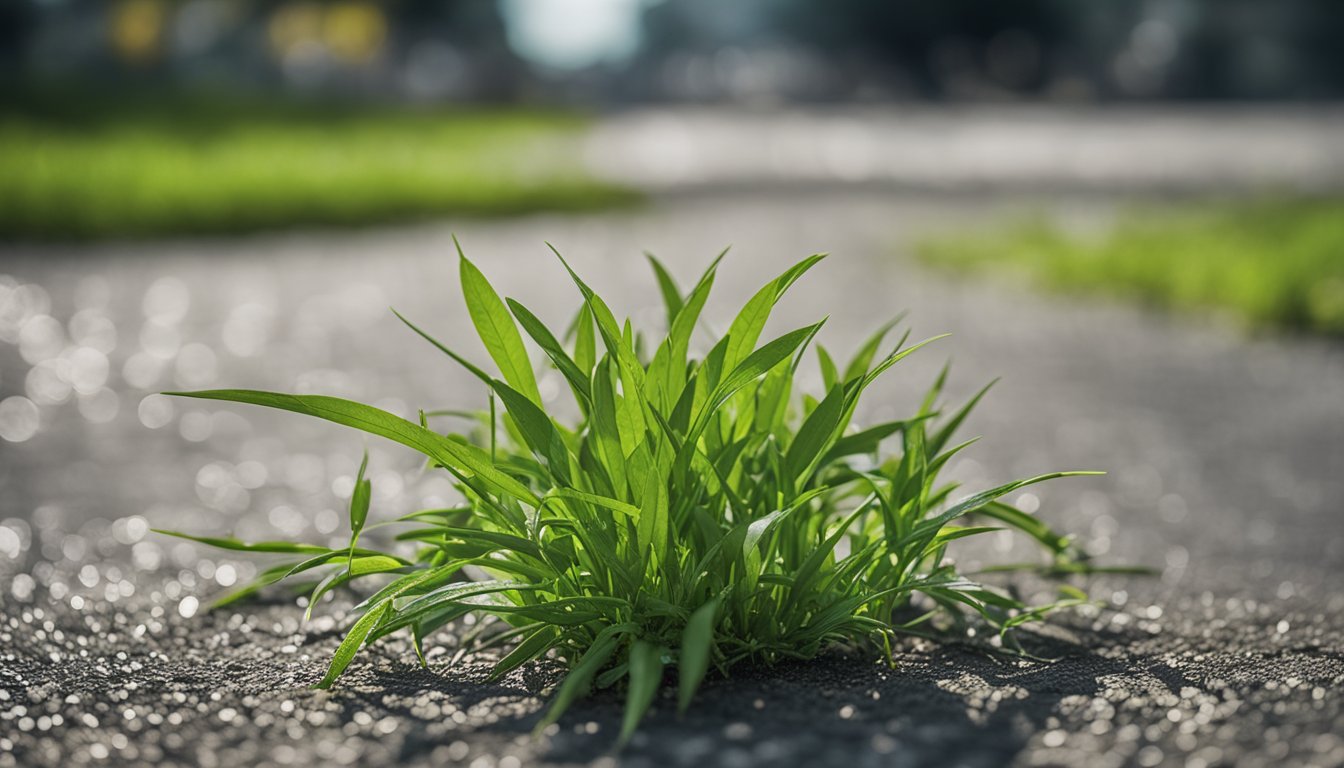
[2,186,1343,767]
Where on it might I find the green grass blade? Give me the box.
[153,529,329,555]
[554,488,639,518]
[928,379,998,456]
[823,416,931,464]
[165,390,539,506]
[620,639,666,745]
[392,308,493,387]
[784,382,845,487]
[539,624,632,729]
[349,451,372,534]
[742,488,827,556]
[315,601,392,689]
[816,345,839,390]
[209,561,305,609]
[843,313,906,383]
[573,304,596,378]
[507,298,593,406]
[901,472,1104,554]
[459,240,542,406]
[636,461,670,563]
[646,252,685,326]
[974,501,1072,555]
[392,579,538,622]
[590,357,629,498]
[677,597,720,715]
[713,321,825,409]
[347,451,372,566]
[723,253,826,371]
[490,378,573,485]
[306,556,409,620]
[488,625,560,681]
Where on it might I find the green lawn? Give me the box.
[917,200,1344,337]
[0,95,637,240]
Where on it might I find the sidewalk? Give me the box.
[585,105,1344,194]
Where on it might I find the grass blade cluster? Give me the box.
[163,242,1106,743]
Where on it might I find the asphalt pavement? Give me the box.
[2,108,1342,767]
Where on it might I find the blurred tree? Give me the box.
[4,0,1344,102]
[776,0,1074,96]
[0,2,38,74]
[633,0,1344,101]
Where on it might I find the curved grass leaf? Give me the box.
[153,530,329,555]
[163,390,539,506]
[723,254,826,372]
[646,253,684,326]
[539,623,634,729]
[392,308,493,387]
[677,597,720,715]
[554,488,640,518]
[459,240,542,405]
[507,298,592,406]
[316,601,392,689]
[489,625,560,681]
[620,639,666,745]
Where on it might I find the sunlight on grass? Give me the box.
[917,200,1344,337]
[159,243,1125,745]
[0,101,636,240]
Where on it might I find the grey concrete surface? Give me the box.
[2,117,1343,766]
[585,106,1344,194]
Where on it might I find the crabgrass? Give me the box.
[0,93,636,240]
[917,199,1344,337]
[161,243,1111,744]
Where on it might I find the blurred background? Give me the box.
[5,0,1344,237]
[2,3,1344,766]
[7,0,1344,101]
[1,0,1343,681]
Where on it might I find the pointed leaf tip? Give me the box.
[619,639,665,745]
[677,597,720,716]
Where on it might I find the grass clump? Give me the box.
[917,199,1344,337]
[163,243,1107,743]
[0,95,635,240]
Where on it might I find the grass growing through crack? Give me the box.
[162,243,1107,744]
